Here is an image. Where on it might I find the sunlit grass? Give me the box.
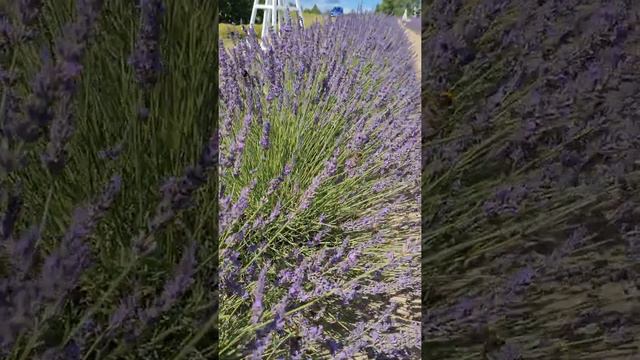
[219,13,324,48]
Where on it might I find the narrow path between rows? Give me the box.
[398,18,421,80]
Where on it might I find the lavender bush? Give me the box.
[219,14,421,359]
[0,0,217,358]
[423,1,640,358]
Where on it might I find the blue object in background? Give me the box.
[330,7,344,17]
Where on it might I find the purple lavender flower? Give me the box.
[297,150,339,212]
[272,295,288,331]
[260,121,271,150]
[220,249,247,298]
[249,330,272,360]
[140,242,196,325]
[265,161,294,196]
[0,175,120,349]
[38,174,122,302]
[221,182,253,232]
[308,228,328,247]
[268,200,281,223]
[108,294,138,332]
[97,142,124,160]
[141,134,217,249]
[23,0,102,149]
[251,264,269,324]
[129,0,165,90]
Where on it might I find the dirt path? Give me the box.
[398,19,421,80]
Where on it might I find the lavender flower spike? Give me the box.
[141,241,197,325]
[146,134,217,234]
[35,0,102,164]
[0,175,121,349]
[129,0,165,90]
[251,264,269,324]
[38,174,122,302]
[260,121,271,150]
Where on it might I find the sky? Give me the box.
[300,0,381,13]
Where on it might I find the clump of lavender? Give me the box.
[423,0,640,358]
[219,14,420,358]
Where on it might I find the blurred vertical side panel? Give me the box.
[423,1,640,359]
[0,0,218,359]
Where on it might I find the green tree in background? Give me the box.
[220,0,253,23]
[375,0,419,16]
[304,4,322,14]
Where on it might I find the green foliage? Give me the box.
[376,0,419,16]
[219,13,324,49]
[220,0,253,24]
[304,4,322,14]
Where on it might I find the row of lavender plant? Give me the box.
[423,0,640,358]
[1,0,217,359]
[219,14,421,358]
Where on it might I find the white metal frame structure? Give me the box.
[249,0,304,40]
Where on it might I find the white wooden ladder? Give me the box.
[249,0,304,40]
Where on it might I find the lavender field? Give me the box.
[219,14,421,359]
[423,1,640,359]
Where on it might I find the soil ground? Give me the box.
[399,19,421,80]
